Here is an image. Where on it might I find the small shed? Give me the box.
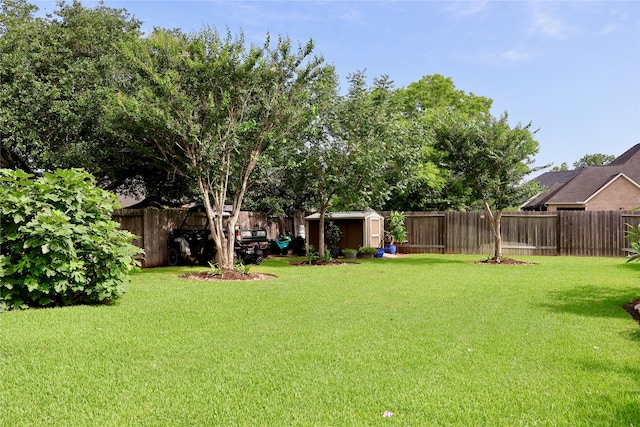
[305,211,385,251]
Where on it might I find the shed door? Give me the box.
[368,217,383,248]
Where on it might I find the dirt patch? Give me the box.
[179,270,276,281]
[623,299,640,327]
[289,260,357,266]
[474,257,536,265]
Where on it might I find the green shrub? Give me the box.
[233,261,251,275]
[625,223,640,262]
[0,169,143,311]
[385,210,407,245]
[320,249,333,262]
[324,220,343,248]
[202,261,224,277]
[304,245,318,264]
[358,246,377,255]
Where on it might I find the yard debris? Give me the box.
[383,410,394,418]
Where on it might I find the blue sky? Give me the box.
[31,1,640,171]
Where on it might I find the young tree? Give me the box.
[109,28,326,269]
[296,70,420,256]
[432,112,541,260]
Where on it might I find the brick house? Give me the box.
[522,144,640,211]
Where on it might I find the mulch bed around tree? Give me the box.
[179,271,276,281]
[474,258,537,265]
[623,299,640,327]
[289,260,359,266]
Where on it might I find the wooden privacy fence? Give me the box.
[114,209,640,267]
[112,208,305,268]
[394,210,640,258]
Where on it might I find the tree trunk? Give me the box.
[482,199,503,260]
[219,201,244,271]
[318,207,327,257]
[493,215,502,260]
[198,177,232,269]
[223,217,237,270]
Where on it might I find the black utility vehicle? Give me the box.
[167,208,268,266]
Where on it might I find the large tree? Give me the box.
[0,1,133,182]
[108,28,326,269]
[0,0,193,202]
[385,74,494,211]
[432,111,541,260]
[396,74,493,119]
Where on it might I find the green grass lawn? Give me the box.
[1,255,639,426]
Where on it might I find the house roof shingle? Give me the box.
[609,143,640,166]
[522,143,640,209]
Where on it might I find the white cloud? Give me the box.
[528,2,565,39]
[501,49,534,62]
[454,47,535,65]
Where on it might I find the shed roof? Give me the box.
[305,211,384,220]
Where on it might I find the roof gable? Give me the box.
[583,173,640,204]
[544,167,622,203]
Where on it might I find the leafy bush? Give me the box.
[203,262,224,277]
[625,223,640,263]
[385,210,407,245]
[233,261,251,275]
[0,169,143,311]
[304,245,318,264]
[324,221,343,248]
[358,246,377,255]
[320,249,333,262]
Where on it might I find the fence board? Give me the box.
[500,213,557,256]
[398,212,445,254]
[397,210,637,259]
[113,209,144,250]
